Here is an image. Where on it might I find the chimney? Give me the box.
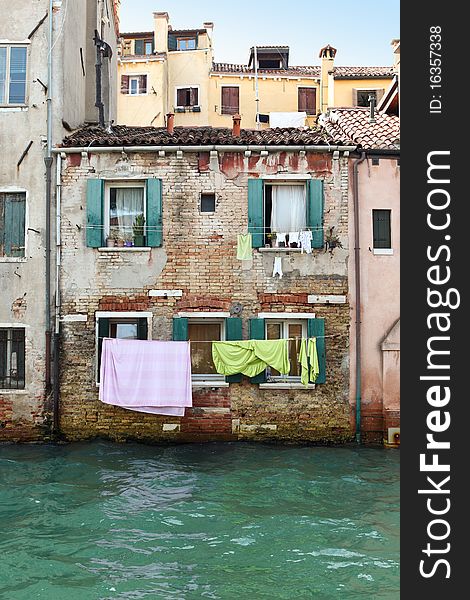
[153,12,169,53]
[319,44,337,113]
[166,113,174,133]
[232,114,241,137]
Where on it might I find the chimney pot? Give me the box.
[166,113,175,134]
[232,113,241,137]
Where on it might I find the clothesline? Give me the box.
[97,334,340,342]
[84,225,326,231]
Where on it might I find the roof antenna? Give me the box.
[369,94,377,124]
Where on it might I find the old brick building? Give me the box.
[54,122,357,443]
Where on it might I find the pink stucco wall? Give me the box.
[348,156,400,442]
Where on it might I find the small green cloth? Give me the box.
[212,339,290,377]
[299,338,320,386]
[237,233,252,260]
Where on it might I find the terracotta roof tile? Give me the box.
[332,66,394,78]
[320,108,400,150]
[61,125,352,148]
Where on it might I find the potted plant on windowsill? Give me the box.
[133,213,146,247]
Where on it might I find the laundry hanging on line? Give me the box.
[236,233,252,260]
[299,337,320,386]
[212,339,290,378]
[99,338,192,415]
[273,256,283,278]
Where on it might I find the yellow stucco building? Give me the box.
[117,13,396,128]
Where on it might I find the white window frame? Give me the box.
[175,84,200,108]
[0,187,28,262]
[372,208,393,254]
[263,180,308,248]
[177,37,197,51]
[187,317,226,383]
[95,311,152,384]
[0,325,26,391]
[0,43,29,106]
[127,74,148,96]
[104,180,146,241]
[263,319,307,383]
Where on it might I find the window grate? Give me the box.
[0,328,25,389]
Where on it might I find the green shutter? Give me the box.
[4,193,25,257]
[308,318,326,384]
[146,178,162,247]
[97,317,109,383]
[86,179,104,248]
[225,317,243,383]
[172,317,188,341]
[168,35,177,51]
[249,318,266,384]
[248,178,264,248]
[307,179,324,249]
[134,39,144,55]
[137,318,148,340]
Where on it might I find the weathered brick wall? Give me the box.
[58,149,353,444]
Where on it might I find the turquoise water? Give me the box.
[0,442,399,599]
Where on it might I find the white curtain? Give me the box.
[271,185,306,233]
[114,188,144,239]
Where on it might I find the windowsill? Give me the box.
[259,383,315,389]
[373,248,394,255]
[192,381,229,388]
[0,389,28,394]
[0,104,28,110]
[258,247,304,253]
[127,93,148,96]
[0,257,27,262]
[98,246,152,252]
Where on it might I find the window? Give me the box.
[177,38,196,51]
[221,86,239,115]
[0,192,26,257]
[86,178,162,249]
[188,320,225,381]
[265,320,307,381]
[298,88,316,115]
[134,39,153,55]
[0,328,25,389]
[264,184,307,245]
[200,193,216,213]
[248,178,324,250]
[354,89,384,108]
[0,45,27,105]
[176,87,199,108]
[372,209,392,249]
[121,75,147,95]
[106,182,145,245]
[258,59,281,69]
[96,314,149,382]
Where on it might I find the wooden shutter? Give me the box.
[225,317,243,383]
[97,317,109,383]
[248,178,264,248]
[120,75,129,94]
[172,317,188,341]
[298,88,307,112]
[352,89,358,106]
[139,75,147,94]
[298,88,316,115]
[190,87,198,106]
[137,318,148,340]
[308,318,326,384]
[307,179,324,249]
[168,35,177,51]
[3,193,25,257]
[86,179,104,248]
[134,39,144,55]
[222,87,239,115]
[146,178,162,247]
[176,88,186,106]
[249,318,266,384]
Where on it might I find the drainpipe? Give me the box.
[53,153,62,435]
[94,30,105,128]
[353,151,366,443]
[45,0,53,413]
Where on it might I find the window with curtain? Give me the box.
[265,184,307,244]
[0,45,27,105]
[176,87,199,107]
[266,321,306,381]
[188,321,224,380]
[107,185,145,244]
